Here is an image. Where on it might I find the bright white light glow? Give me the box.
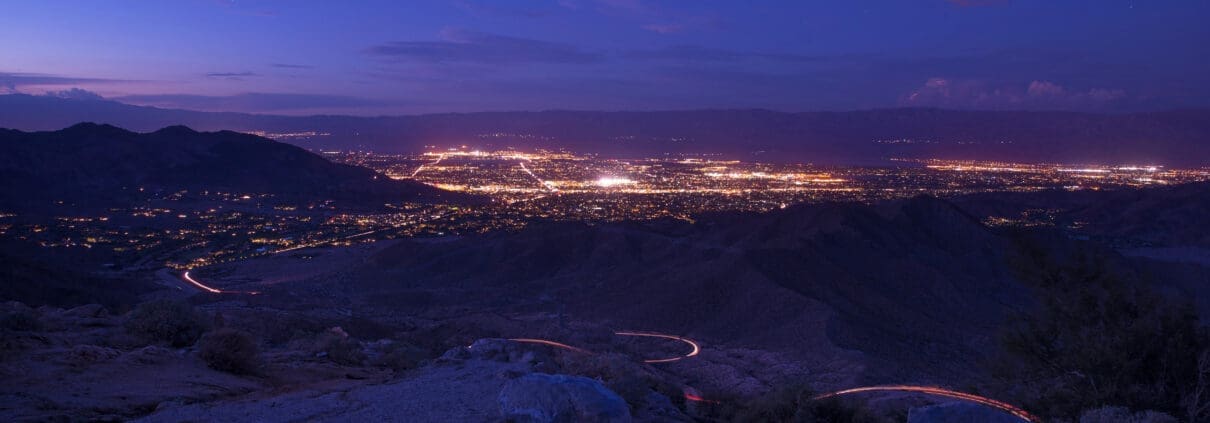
[596,177,636,187]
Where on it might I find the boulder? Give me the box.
[498,373,631,423]
[907,401,1024,423]
[444,338,550,365]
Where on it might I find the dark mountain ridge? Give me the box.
[3,94,1209,165]
[338,195,1033,383]
[0,123,472,211]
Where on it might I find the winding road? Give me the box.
[177,270,259,295]
[506,331,701,363]
[506,338,593,355]
[613,331,700,363]
[813,385,1038,422]
[181,271,223,293]
[503,332,1037,419]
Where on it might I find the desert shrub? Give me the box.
[555,352,671,410]
[557,352,636,380]
[994,245,1209,421]
[124,299,209,347]
[704,384,889,423]
[314,330,365,365]
[369,340,430,371]
[607,373,656,410]
[198,328,260,374]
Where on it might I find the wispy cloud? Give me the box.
[269,63,313,70]
[640,23,685,34]
[901,77,1126,110]
[365,28,602,65]
[43,88,106,100]
[0,71,133,93]
[624,45,824,63]
[114,92,396,113]
[586,0,723,34]
[205,71,259,80]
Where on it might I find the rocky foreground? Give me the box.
[2,300,1046,422]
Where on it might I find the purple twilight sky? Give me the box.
[2,0,1208,115]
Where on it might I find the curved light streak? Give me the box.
[614,331,700,363]
[181,271,259,295]
[181,271,223,293]
[683,392,719,404]
[813,385,1038,423]
[507,338,593,355]
[682,386,719,404]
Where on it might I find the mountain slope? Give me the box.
[336,196,1033,383]
[0,123,472,211]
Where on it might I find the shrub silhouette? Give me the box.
[314,330,364,365]
[124,299,209,347]
[198,328,259,374]
[702,384,890,423]
[370,340,429,371]
[995,242,1208,421]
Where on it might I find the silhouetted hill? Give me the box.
[953,182,1210,248]
[0,123,473,211]
[0,243,153,309]
[346,196,1033,383]
[314,184,1210,384]
[3,94,1209,165]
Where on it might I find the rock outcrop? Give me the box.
[498,373,631,423]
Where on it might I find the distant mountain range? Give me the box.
[2,94,1209,165]
[0,123,472,212]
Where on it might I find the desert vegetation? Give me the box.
[198,328,260,374]
[123,299,210,347]
[994,238,1210,422]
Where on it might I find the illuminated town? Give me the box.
[3,148,1209,272]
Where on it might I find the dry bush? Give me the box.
[124,299,209,347]
[314,329,365,365]
[369,340,430,371]
[198,328,260,374]
[701,385,891,423]
[556,352,680,411]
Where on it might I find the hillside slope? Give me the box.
[0,123,473,211]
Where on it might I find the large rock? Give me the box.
[498,373,631,423]
[907,401,1024,423]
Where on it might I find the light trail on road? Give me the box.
[614,331,701,363]
[181,271,259,295]
[507,338,593,355]
[682,386,720,404]
[181,271,223,293]
[813,385,1037,422]
[410,153,445,178]
[517,160,557,193]
[506,331,701,362]
[504,333,714,404]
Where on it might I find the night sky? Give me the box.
[2,0,1207,115]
